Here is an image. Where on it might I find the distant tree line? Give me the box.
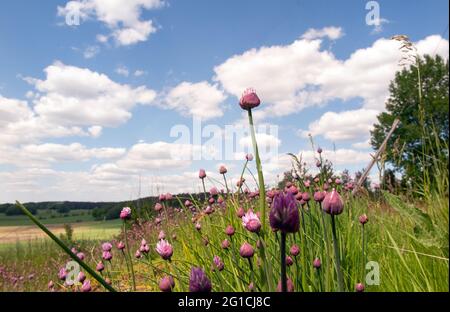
[0,201,116,216]
[0,192,207,220]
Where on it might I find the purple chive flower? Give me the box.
[246,153,254,161]
[355,283,365,292]
[323,183,330,191]
[295,192,303,201]
[159,194,166,202]
[199,169,207,179]
[290,244,300,257]
[236,177,245,188]
[204,205,213,215]
[313,191,326,203]
[237,207,245,218]
[120,207,132,220]
[239,88,260,110]
[155,217,162,225]
[117,241,125,250]
[304,180,311,188]
[359,214,369,225]
[219,165,227,174]
[213,256,224,271]
[96,262,104,272]
[135,250,142,259]
[195,222,202,231]
[322,189,344,215]
[154,203,163,212]
[208,197,215,204]
[77,271,86,283]
[156,239,173,260]
[189,267,212,292]
[267,189,277,199]
[81,280,91,292]
[302,192,311,202]
[269,192,300,233]
[286,256,294,266]
[242,210,261,233]
[102,251,112,261]
[159,276,175,292]
[277,278,294,292]
[140,244,149,254]
[76,252,85,261]
[58,268,67,281]
[239,242,255,258]
[287,185,298,195]
[166,193,173,200]
[317,147,323,154]
[158,231,166,240]
[335,178,342,185]
[221,239,230,249]
[225,225,235,236]
[102,242,112,252]
[313,258,321,269]
[71,247,77,254]
[209,187,219,196]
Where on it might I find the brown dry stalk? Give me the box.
[352,118,400,196]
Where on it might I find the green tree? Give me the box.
[277,170,294,190]
[57,205,70,214]
[371,55,449,187]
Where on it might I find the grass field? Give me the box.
[0,210,95,227]
[0,219,121,245]
[0,211,123,291]
[4,189,447,292]
[0,209,121,245]
[0,187,448,292]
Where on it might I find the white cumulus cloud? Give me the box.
[22,143,126,162]
[30,61,156,127]
[162,81,227,120]
[115,65,130,77]
[214,32,448,143]
[302,26,344,40]
[299,108,379,141]
[58,0,164,46]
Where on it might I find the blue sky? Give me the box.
[0,0,448,203]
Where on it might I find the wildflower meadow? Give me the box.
[2,84,448,293]
[0,0,448,299]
